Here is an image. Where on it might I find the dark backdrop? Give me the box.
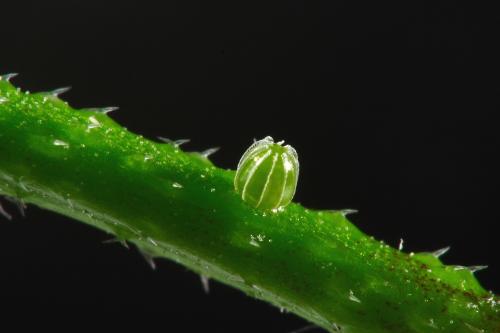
[1,1,498,331]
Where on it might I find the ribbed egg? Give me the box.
[234,136,299,211]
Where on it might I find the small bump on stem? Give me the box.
[398,238,404,251]
[200,147,220,158]
[84,106,120,114]
[340,209,358,216]
[138,249,157,270]
[0,73,19,81]
[432,246,451,258]
[0,202,12,220]
[4,196,27,217]
[48,86,72,97]
[200,275,210,294]
[468,265,488,274]
[158,137,191,148]
[102,237,130,249]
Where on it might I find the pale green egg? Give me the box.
[234,136,299,210]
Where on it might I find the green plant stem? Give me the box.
[0,78,498,332]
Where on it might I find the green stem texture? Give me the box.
[0,77,498,332]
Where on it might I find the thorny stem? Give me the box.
[0,76,498,332]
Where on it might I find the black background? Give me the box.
[1,1,498,331]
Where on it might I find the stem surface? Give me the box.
[1,78,498,332]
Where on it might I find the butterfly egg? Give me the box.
[234,136,299,211]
